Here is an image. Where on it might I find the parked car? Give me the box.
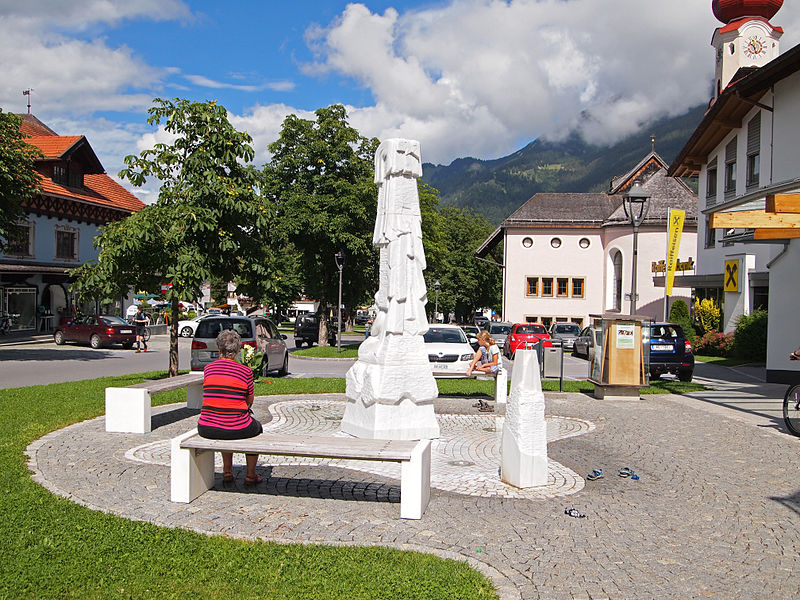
[573,326,597,360]
[473,315,489,329]
[504,323,552,359]
[191,316,288,376]
[177,314,210,338]
[424,324,477,377]
[293,313,337,348]
[549,323,583,350]
[53,315,136,349]
[459,324,481,350]
[647,323,695,382]
[486,322,513,350]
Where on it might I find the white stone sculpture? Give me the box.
[340,139,440,440]
[501,350,548,487]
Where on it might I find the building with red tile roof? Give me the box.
[1,114,145,332]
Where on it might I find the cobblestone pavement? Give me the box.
[26,392,800,599]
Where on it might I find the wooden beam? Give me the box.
[766,193,800,214]
[710,209,800,229]
[753,228,800,240]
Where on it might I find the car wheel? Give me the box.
[278,353,289,377]
[54,330,65,345]
[90,334,102,349]
[180,326,193,338]
[678,370,693,383]
[122,341,134,350]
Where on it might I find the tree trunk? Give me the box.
[169,297,179,376]
[318,301,330,347]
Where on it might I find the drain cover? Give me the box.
[448,460,475,467]
[483,427,497,432]
[324,416,340,421]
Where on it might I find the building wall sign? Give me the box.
[651,258,695,273]
[724,259,740,292]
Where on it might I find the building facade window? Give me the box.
[557,278,569,297]
[541,316,553,329]
[526,277,538,296]
[4,221,34,257]
[525,316,538,323]
[704,216,716,249]
[55,226,79,261]
[571,317,584,326]
[579,237,590,249]
[706,158,717,204]
[611,251,623,311]
[541,277,553,296]
[550,237,562,248]
[572,278,584,298]
[746,113,761,189]
[521,237,533,248]
[52,163,84,188]
[724,137,737,197]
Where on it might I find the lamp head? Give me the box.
[335,250,346,269]
[622,182,651,226]
[434,280,441,292]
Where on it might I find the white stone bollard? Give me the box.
[501,350,548,487]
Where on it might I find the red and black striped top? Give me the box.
[198,359,255,432]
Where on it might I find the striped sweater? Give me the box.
[197,359,255,432]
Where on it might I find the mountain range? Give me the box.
[421,104,706,225]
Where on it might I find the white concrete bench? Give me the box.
[170,429,431,520]
[105,372,204,434]
[434,368,508,404]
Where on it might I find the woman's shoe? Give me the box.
[244,474,263,486]
[222,472,235,483]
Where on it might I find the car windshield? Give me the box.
[424,327,468,344]
[101,316,128,326]
[195,318,253,339]
[553,324,581,335]
[515,325,546,334]
[489,324,511,335]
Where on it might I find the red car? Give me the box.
[53,315,137,349]
[504,323,552,359]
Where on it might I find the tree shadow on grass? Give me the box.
[0,348,115,362]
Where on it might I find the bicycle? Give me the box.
[783,384,800,437]
[783,350,800,437]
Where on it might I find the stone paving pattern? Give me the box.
[26,392,800,599]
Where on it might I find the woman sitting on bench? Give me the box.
[466,331,502,376]
[197,329,263,485]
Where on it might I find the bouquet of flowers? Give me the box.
[238,345,264,381]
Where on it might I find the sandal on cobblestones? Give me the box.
[222,472,235,483]
[564,508,586,518]
[586,469,603,481]
[244,474,263,486]
[618,467,633,478]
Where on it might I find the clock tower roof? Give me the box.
[712,0,783,24]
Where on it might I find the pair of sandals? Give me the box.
[586,467,640,481]
[222,472,264,485]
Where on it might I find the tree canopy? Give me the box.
[71,98,275,374]
[0,110,42,251]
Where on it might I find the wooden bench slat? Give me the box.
[181,433,418,461]
[127,373,203,393]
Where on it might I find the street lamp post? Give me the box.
[622,182,651,315]
[434,280,441,323]
[335,250,345,353]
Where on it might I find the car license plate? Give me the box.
[210,351,219,358]
[120,329,132,333]
[652,344,672,351]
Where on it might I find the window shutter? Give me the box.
[725,137,737,162]
[747,113,761,155]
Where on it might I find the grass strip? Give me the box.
[0,372,496,600]
[694,355,764,367]
[292,343,362,359]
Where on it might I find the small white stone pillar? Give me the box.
[501,350,548,487]
[341,139,440,440]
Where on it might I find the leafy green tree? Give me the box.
[265,105,379,345]
[668,298,695,340]
[0,110,42,251]
[426,205,501,322]
[71,98,275,375]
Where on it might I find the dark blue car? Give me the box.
[648,323,694,382]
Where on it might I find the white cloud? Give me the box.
[299,0,800,162]
[183,74,295,93]
[0,0,191,29]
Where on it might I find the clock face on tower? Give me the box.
[744,35,766,59]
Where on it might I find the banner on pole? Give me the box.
[665,209,685,295]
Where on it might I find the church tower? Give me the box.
[711,0,784,98]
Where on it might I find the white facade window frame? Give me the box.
[54,225,79,262]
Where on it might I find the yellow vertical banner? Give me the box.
[665,209,685,295]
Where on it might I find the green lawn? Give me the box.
[292,343,362,359]
[0,373,496,600]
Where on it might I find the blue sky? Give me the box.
[2,1,800,201]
